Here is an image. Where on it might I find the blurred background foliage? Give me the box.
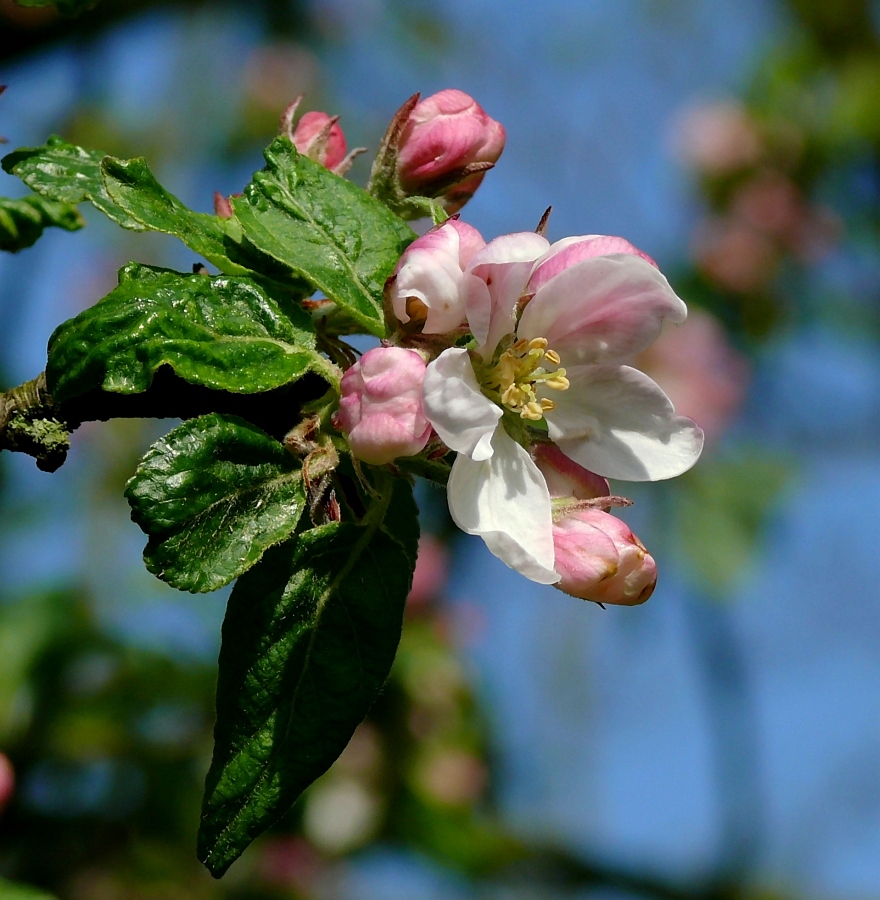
[0,0,878,897]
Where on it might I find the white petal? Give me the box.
[391,226,467,334]
[464,232,550,359]
[543,365,704,481]
[423,348,501,461]
[447,428,559,583]
[518,254,688,365]
[466,231,550,270]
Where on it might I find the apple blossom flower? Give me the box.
[388,217,486,334]
[552,508,657,605]
[396,89,506,213]
[335,346,432,466]
[420,228,704,583]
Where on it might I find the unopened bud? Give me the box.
[281,96,352,172]
[552,509,657,606]
[388,217,485,334]
[334,347,432,465]
[396,89,506,213]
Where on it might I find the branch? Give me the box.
[0,367,328,471]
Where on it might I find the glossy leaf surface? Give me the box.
[0,195,83,252]
[233,137,415,336]
[47,263,319,402]
[126,414,307,593]
[197,479,418,876]
[2,136,144,230]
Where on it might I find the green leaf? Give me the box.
[0,194,84,252]
[125,414,307,593]
[233,137,415,337]
[0,877,57,899]
[2,136,144,230]
[198,477,418,877]
[13,0,98,14]
[47,263,322,402]
[101,157,275,278]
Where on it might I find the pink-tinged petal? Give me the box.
[529,234,658,294]
[423,348,501,461]
[518,254,687,365]
[552,509,656,605]
[463,232,549,358]
[391,219,484,333]
[531,443,610,499]
[447,428,558,584]
[543,365,704,481]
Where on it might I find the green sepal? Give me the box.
[232,137,416,337]
[2,136,144,230]
[125,414,308,593]
[46,263,322,402]
[0,194,84,252]
[197,477,419,877]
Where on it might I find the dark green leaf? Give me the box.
[198,478,418,876]
[47,263,323,402]
[0,194,83,252]
[2,136,144,230]
[126,414,307,593]
[233,137,415,337]
[13,0,98,14]
[101,157,261,277]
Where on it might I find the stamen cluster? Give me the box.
[481,338,570,421]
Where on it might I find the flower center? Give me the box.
[482,337,570,421]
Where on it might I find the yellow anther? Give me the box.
[482,335,570,423]
[544,374,570,391]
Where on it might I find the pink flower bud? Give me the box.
[291,110,348,170]
[552,508,657,606]
[532,443,610,499]
[389,217,486,334]
[335,347,432,465]
[528,235,658,295]
[397,89,506,213]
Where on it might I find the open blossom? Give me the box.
[335,347,432,466]
[397,89,506,213]
[420,225,704,583]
